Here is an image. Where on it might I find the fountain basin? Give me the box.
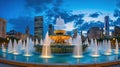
[0,49,120,65]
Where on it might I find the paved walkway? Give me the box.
[103,64,120,67]
[0,63,21,67]
[1,63,120,67]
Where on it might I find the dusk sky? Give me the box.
[0,0,120,35]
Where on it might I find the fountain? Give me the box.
[2,44,6,52]
[0,16,120,66]
[49,16,71,45]
[18,40,23,52]
[22,40,26,50]
[8,39,13,53]
[35,38,39,45]
[114,39,119,54]
[68,37,72,45]
[40,39,43,45]
[91,39,100,57]
[73,34,83,58]
[13,39,19,55]
[24,37,32,56]
[41,32,52,58]
[104,40,112,55]
[85,39,89,46]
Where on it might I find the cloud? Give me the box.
[114,18,120,25]
[9,16,34,34]
[80,21,104,31]
[64,21,76,31]
[25,0,53,13]
[113,9,120,17]
[116,0,120,8]
[89,12,100,18]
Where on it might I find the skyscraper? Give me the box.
[0,18,6,38]
[34,16,43,40]
[48,24,54,35]
[104,16,109,37]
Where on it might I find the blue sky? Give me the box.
[0,0,120,35]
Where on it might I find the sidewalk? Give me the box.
[0,63,21,67]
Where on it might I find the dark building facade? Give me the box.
[34,16,43,40]
[25,26,30,37]
[104,16,109,37]
[0,18,6,38]
[48,24,54,35]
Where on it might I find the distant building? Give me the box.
[7,29,33,40]
[113,26,120,36]
[100,27,104,38]
[7,30,17,36]
[73,29,78,38]
[0,18,6,38]
[87,27,101,39]
[25,26,30,37]
[34,16,43,40]
[48,24,54,35]
[104,16,109,37]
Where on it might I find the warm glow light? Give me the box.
[24,54,32,56]
[73,55,83,58]
[13,52,19,55]
[2,49,6,52]
[114,52,119,54]
[104,52,112,55]
[91,54,100,57]
[41,56,53,58]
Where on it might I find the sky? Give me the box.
[0,0,120,35]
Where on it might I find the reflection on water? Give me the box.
[3,53,6,58]
[0,50,120,64]
[14,55,16,60]
[44,58,48,63]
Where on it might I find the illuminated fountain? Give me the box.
[40,39,43,45]
[0,16,120,65]
[18,40,23,52]
[49,16,71,45]
[91,39,100,57]
[114,39,119,54]
[41,32,52,58]
[2,44,6,52]
[35,38,39,45]
[73,34,83,58]
[8,39,13,53]
[22,40,26,50]
[24,37,34,56]
[104,40,112,55]
[13,39,19,55]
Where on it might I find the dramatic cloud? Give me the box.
[9,16,34,34]
[25,0,53,13]
[81,21,104,31]
[89,12,102,18]
[116,0,120,8]
[114,18,120,25]
[113,9,120,17]
[89,12,101,18]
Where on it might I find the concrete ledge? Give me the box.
[0,58,119,67]
[95,61,119,67]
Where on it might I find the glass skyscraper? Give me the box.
[34,16,43,40]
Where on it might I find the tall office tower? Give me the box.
[34,16,43,40]
[0,18,6,38]
[104,16,109,37]
[48,24,54,35]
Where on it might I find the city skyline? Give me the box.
[0,0,120,35]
